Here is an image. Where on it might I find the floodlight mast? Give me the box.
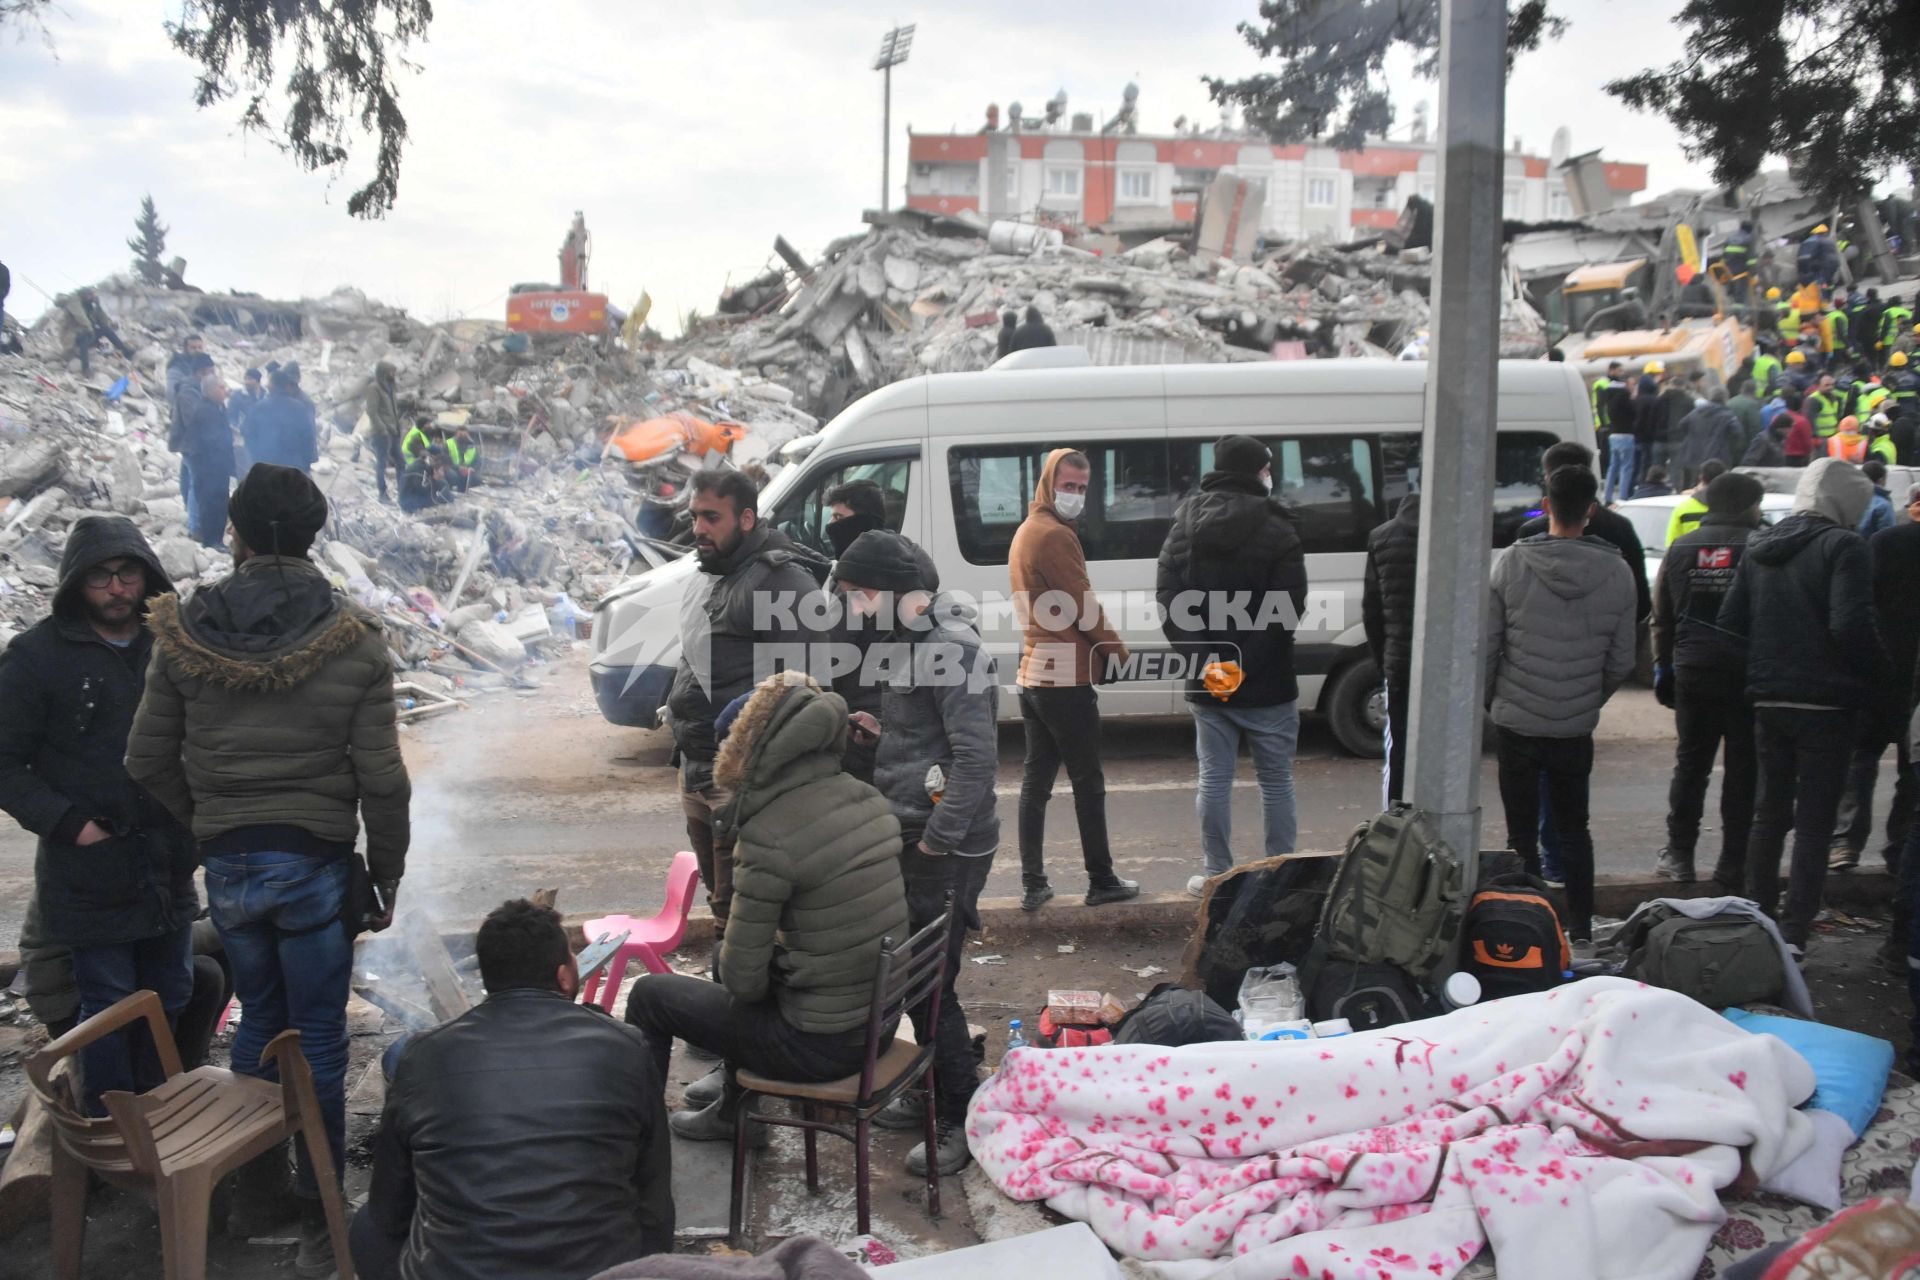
[874,24,916,211]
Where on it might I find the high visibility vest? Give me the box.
[1777,301,1800,331]
[401,424,432,464]
[1822,310,1848,354]
[1828,432,1868,463]
[1808,389,1843,436]
[448,436,477,467]
[1791,282,1824,315]
[1870,435,1898,464]
[1752,354,1782,395]
[1588,377,1613,430]
[1883,307,1914,349]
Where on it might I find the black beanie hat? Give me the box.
[1214,434,1272,477]
[834,530,925,593]
[229,463,329,558]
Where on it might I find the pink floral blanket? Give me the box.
[967,979,1818,1280]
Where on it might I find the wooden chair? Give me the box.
[729,901,954,1241]
[25,990,355,1280]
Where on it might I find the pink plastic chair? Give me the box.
[580,851,701,1013]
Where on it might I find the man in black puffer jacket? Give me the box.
[0,516,196,1112]
[1363,492,1419,803]
[1157,436,1309,898]
[1720,457,1885,954]
[665,469,827,938]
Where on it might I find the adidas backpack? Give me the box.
[1462,878,1571,998]
[1319,804,1465,981]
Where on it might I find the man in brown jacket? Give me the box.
[1008,448,1139,910]
[128,463,411,1278]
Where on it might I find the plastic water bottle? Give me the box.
[1007,1018,1029,1052]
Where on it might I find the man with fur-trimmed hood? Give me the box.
[128,463,411,1276]
[0,516,196,1114]
[625,670,909,1144]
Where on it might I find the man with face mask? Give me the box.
[663,469,827,942]
[1157,436,1309,897]
[824,478,888,558]
[821,479,929,785]
[1008,448,1138,910]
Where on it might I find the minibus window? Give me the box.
[769,455,914,555]
[1377,430,1561,547]
[949,441,1171,564]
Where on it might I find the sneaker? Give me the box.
[905,1122,973,1177]
[1569,938,1596,962]
[1828,846,1860,872]
[1652,848,1696,884]
[1186,875,1209,899]
[1020,884,1055,913]
[668,1097,768,1147]
[683,1065,726,1108]
[1539,875,1566,889]
[1084,879,1141,907]
[294,1199,337,1279]
[872,1091,928,1131]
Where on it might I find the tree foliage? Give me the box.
[128,194,170,285]
[1606,0,1920,204]
[1204,1,1566,149]
[164,0,433,218]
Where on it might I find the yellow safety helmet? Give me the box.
[1912,322,1920,335]
[1766,287,1782,300]
[1814,224,1830,234]
[1644,360,1665,375]
[1786,350,1807,364]
[1894,351,1911,368]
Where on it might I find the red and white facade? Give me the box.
[905,128,1648,241]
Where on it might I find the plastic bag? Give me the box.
[1236,963,1303,1024]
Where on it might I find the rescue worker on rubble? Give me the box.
[180,370,237,550]
[995,309,1019,359]
[168,347,215,541]
[1798,225,1840,297]
[1006,304,1058,353]
[446,423,479,492]
[1722,222,1755,304]
[399,414,435,469]
[364,361,405,503]
[60,287,131,374]
[127,464,411,1278]
[398,441,452,514]
[242,365,320,474]
[0,517,199,1116]
[228,367,263,475]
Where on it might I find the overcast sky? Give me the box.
[2,0,1721,335]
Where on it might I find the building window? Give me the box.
[1548,187,1572,218]
[1306,176,1337,208]
[1004,165,1019,199]
[1119,168,1155,202]
[1503,184,1522,217]
[1372,185,1392,209]
[1046,166,1081,197]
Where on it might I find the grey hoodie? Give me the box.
[870,593,1000,856]
[1485,533,1638,737]
[1789,455,1874,528]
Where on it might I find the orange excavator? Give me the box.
[507,212,611,335]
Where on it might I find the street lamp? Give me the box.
[873,23,916,212]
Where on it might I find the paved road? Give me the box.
[0,651,1902,945]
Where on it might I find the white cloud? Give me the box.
[2,0,1714,334]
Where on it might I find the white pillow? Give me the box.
[1756,1107,1851,1211]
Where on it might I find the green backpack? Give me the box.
[1622,907,1785,1009]
[1318,804,1465,982]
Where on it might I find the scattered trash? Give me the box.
[1123,964,1167,979]
[1056,944,1076,954]
[970,954,1008,966]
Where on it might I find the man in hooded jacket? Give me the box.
[364,360,405,502]
[830,529,998,1177]
[1363,491,1420,803]
[1008,448,1138,910]
[0,516,197,1112]
[128,464,411,1274]
[1719,457,1884,955]
[1157,435,1309,895]
[1486,465,1638,946]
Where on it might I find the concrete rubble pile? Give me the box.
[655,211,1549,419]
[0,279,667,692]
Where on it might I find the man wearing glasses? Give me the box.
[0,516,198,1113]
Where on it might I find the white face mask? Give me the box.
[1261,470,1274,493]
[1054,491,1086,520]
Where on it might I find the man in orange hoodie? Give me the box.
[1009,449,1140,910]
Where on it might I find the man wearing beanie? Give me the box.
[1650,470,1766,889]
[1157,435,1308,897]
[1719,457,1885,959]
[834,529,999,1177]
[129,463,411,1276]
[242,365,321,474]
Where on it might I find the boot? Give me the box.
[683,1065,726,1108]
[1020,883,1055,913]
[668,1096,768,1148]
[872,1090,928,1131]
[1829,844,1860,872]
[293,1197,337,1280]
[906,1121,972,1176]
[1084,878,1141,907]
[226,1144,299,1236]
[1652,847,1695,883]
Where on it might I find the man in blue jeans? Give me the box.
[1157,435,1310,895]
[129,464,412,1278]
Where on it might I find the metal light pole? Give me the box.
[1407,0,1507,867]
[873,24,916,212]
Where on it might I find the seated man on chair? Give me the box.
[353,899,673,1280]
[624,670,910,1141]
